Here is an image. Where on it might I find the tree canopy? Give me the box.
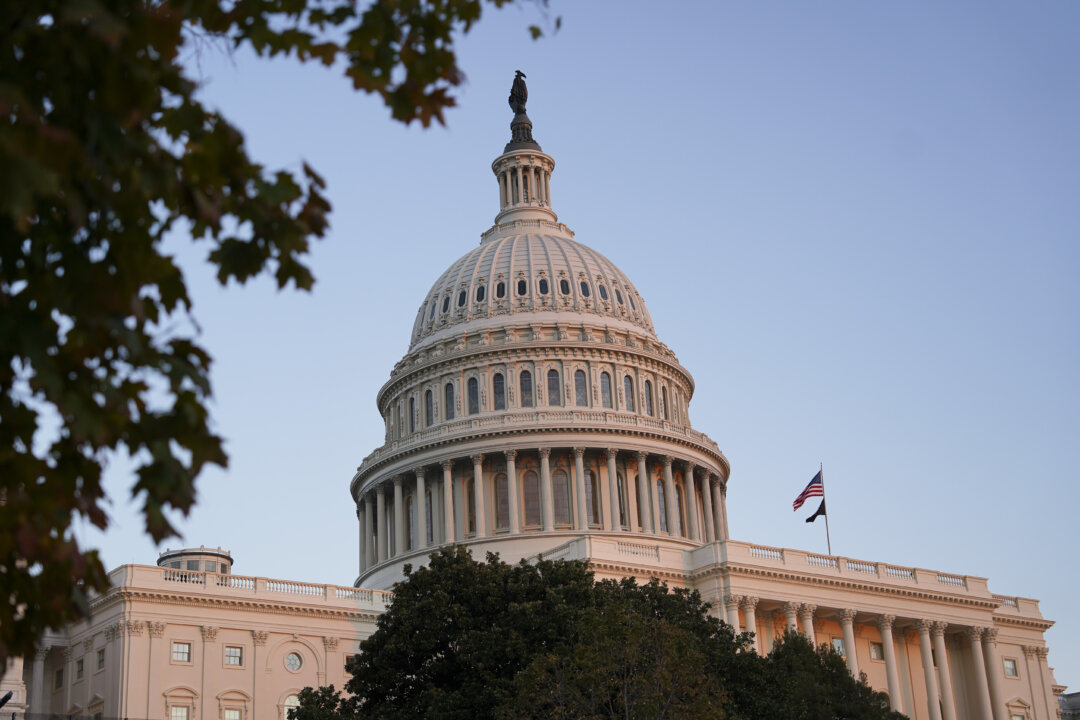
[292,548,904,720]
[0,0,552,666]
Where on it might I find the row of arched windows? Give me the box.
[391,368,680,438]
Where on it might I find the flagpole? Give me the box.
[821,462,833,556]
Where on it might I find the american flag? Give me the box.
[792,471,824,510]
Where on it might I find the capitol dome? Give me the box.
[352,81,729,590]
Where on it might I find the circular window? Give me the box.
[579,281,591,298]
[285,652,302,671]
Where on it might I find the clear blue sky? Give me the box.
[85,2,1080,688]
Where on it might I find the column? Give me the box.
[931,622,958,720]
[414,467,427,549]
[741,597,760,653]
[357,503,366,574]
[539,448,554,531]
[783,602,800,633]
[375,485,387,562]
[712,479,727,540]
[624,457,639,532]
[441,460,455,543]
[363,497,374,567]
[545,169,551,206]
[1035,647,1056,720]
[916,620,944,720]
[981,628,1006,720]
[505,450,520,533]
[393,476,405,555]
[967,628,993,720]
[878,615,904,714]
[724,594,742,632]
[840,609,860,678]
[718,481,730,539]
[573,447,588,530]
[471,454,486,537]
[662,456,677,536]
[684,462,699,541]
[799,604,817,646]
[701,475,716,542]
[515,166,524,204]
[636,451,652,533]
[606,448,620,531]
[31,646,48,713]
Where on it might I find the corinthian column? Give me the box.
[981,628,1006,720]
[363,497,374,567]
[357,502,366,574]
[724,594,742,632]
[31,646,49,712]
[606,448,620,531]
[471,454,486,537]
[441,460,455,543]
[799,604,817,646]
[662,456,677,535]
[701,475,716,542]
[783,602,800,633]
[393,476,405,554]
[931,622,957,720]
[636,451,653,533]
[539,448,554,532]
[375,484,387,562]
[505,450,520,533]
[573,447,588,530]
[684,462,699,541]
[713,479,728,540]
[414,467,427,549]
[916,620,943,720]
[878,615,903,713]
[741,597,760,653]
[966,628,993,720]
[840,609,860,678]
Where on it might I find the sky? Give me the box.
[84,2,1079,688]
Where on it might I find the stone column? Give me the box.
[539,448,554,532]
[471,454,486,537]
[967,628,994,720]
[411,467,426,549]
[713,479,728,540]
[684,462,699,541]
[624,457,639,532]
[393,476,405,554]
[878,615,903,714]
[515,165,524,204]
[931,622,958,720]
[718,481,730,539]
[505,450,520,533]
[1035,647,1056,720]
[606,448,620,531]
[662,456,677,536]
[636,451,653,533]
[375,485,387,562]
[783,602,800,633]
[573,447,588,530]
[31,646,48,713]
[357,503,366,573]
[724,594,742,632]
[701,475,716,542]
[441,460,455,543]
[363,497,374,567]
[799,604,817,646]
[741,597,760,653]
[981,628,1006,720]
[840,609,860,678]
[916,620,944,720]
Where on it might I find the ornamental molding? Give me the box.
[322,636,339,651]
[147,621,167,638]
[112,588,386,624]
[252,631,269,646]
[123,620,144,637]
[83,638,95,651]
[200,626,218,642]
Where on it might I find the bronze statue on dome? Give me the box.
[509,70,528,114]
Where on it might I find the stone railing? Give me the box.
[110,565,392,612]
[357,408,724,478]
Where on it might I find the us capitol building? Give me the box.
[2,78,1064,720]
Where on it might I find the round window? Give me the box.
[285,652,302,671]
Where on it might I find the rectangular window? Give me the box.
[170,707,189,720]
[54,667,63,690]
[870,641,884,661]
[76,658,84,680]
[345,654,356,670]
[224,710,241,720]
[224,646,243,666]
[205,561,217,573]
[1003,658,1018,677]
[186,560,200,571]
[96,648,105,671]
[831,638,845,656]
[172,641,192,663]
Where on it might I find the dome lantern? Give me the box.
[492,71,557,225]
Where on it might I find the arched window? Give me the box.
[409,397,416,433]
[661,386,669,420]
[517,279,527,296]
[585,470,600,525]
[623,376,635,412]
[580,281,591,297]
[657,479,668,533]
[444,382,455,420]
[496,281,506,299]
[493,373,506,410]
[600,372,612,408]
[574,370,588,407]
[523,470,540,526]
[495,472,509,530]
[538,278,549,295]
[283,695,300,720]
[468,377,479,415]
[475,284,486,303]
[547,369,561,406]
[644,380,654,417]
[520,370,534,408]
[559,278,571,295]
[553,469,571,525]
[425,390,434,427]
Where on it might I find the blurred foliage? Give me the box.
[0,0,554,666]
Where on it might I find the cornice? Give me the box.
[700,562,1003,611]
[108,588,385,623]
[991,614,1055,631]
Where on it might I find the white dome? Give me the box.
[410,228,655,352]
